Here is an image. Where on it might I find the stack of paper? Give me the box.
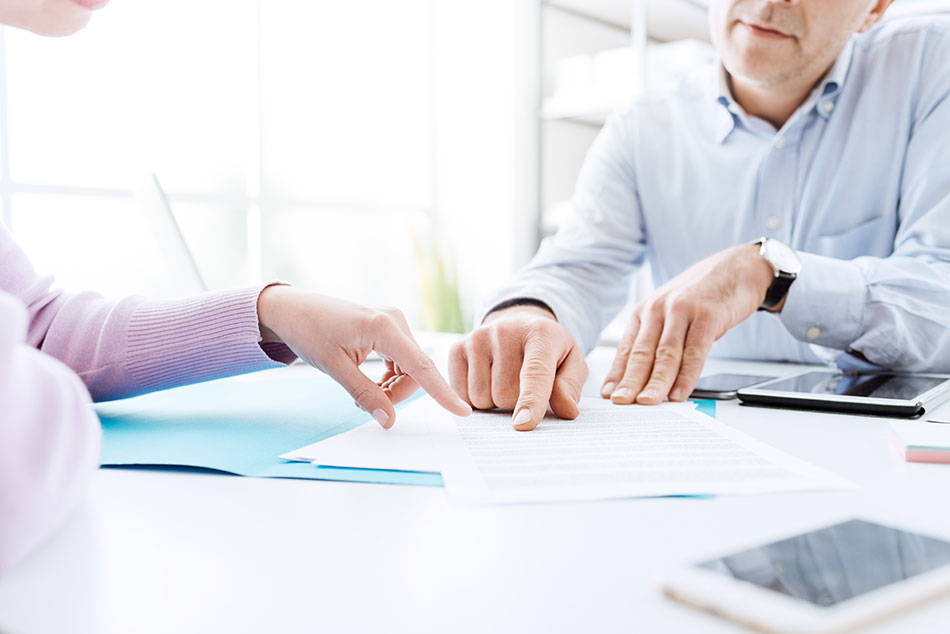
[284,397,852,504]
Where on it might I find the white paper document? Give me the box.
[438,398,852,504]
[279,398,444,473]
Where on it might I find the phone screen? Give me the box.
[698,520,950,607]
[692,373,774,394]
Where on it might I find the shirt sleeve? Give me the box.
[477,111,648,353]
[779,36,950,372]
[0,292,101,575]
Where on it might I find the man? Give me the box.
[450,0,950,431]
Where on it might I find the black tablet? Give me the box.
[736,370,950,417]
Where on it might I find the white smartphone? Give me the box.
[662,519,950,634]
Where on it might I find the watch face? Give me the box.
[763,239,802,274]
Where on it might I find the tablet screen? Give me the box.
[758,372,946,401]
[698,520,950,607]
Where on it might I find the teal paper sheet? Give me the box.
[96,371,442,487]
[691,398,717,418]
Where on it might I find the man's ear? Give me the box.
[857,0,895,34]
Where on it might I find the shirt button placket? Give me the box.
[758,131,795,240]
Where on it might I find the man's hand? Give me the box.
[257,286,471,429]
[601,244,776,405]
[449,304,588,431]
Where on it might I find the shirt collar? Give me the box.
[816,38,854,108]
[710,38,855,143]
[712,67,740,144]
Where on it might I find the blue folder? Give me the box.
[96,370,442,486]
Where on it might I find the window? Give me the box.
[0,0,538,329]
[0,0,434,323]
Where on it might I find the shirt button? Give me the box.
[766,216,781,230]
[820,100,834,114]
[807,326,821,340]
[774,136,787,149]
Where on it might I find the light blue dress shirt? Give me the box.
[486,16,950,372]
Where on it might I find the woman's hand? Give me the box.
[257,286,471,428]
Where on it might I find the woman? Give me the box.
[0,0,470,574]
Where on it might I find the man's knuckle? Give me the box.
[523,318,553,342]
[693,306,716,322]
[682,346,707,364]
[677,369,702,386]
[616,378,641,391]
[521,356,552,377]
[468,330,492,356]
[644,295,668,314]
[491,385,519,409]
[653,345,680,364]
[630,346,654,360]
[668,295,695,314]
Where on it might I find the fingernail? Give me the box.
[458,397,472,412]
[612,387,634,401]
[512,408,532,427]
[639,389,658,402]
[372,408,390,428]
[601,381,616,397]
[670,388,683,401]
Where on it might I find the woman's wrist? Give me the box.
[257,284,293,344]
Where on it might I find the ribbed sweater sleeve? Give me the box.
[40,285,297,401]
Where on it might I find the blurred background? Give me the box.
[0,0,945,336]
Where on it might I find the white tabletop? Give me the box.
[3,345,950,634]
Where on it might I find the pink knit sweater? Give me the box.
[0,221,296,574]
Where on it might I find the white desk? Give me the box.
[2,345,950,634]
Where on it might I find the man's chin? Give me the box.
[724,56,797,89]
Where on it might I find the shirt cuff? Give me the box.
[779,252,866,350]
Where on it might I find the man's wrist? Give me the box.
[483,298,557,324]
[745,244,778,307]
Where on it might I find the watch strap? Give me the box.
[758,271,795,311]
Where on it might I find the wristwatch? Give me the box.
[752,237,802,311]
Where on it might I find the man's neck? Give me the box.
[728,72,822,130]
